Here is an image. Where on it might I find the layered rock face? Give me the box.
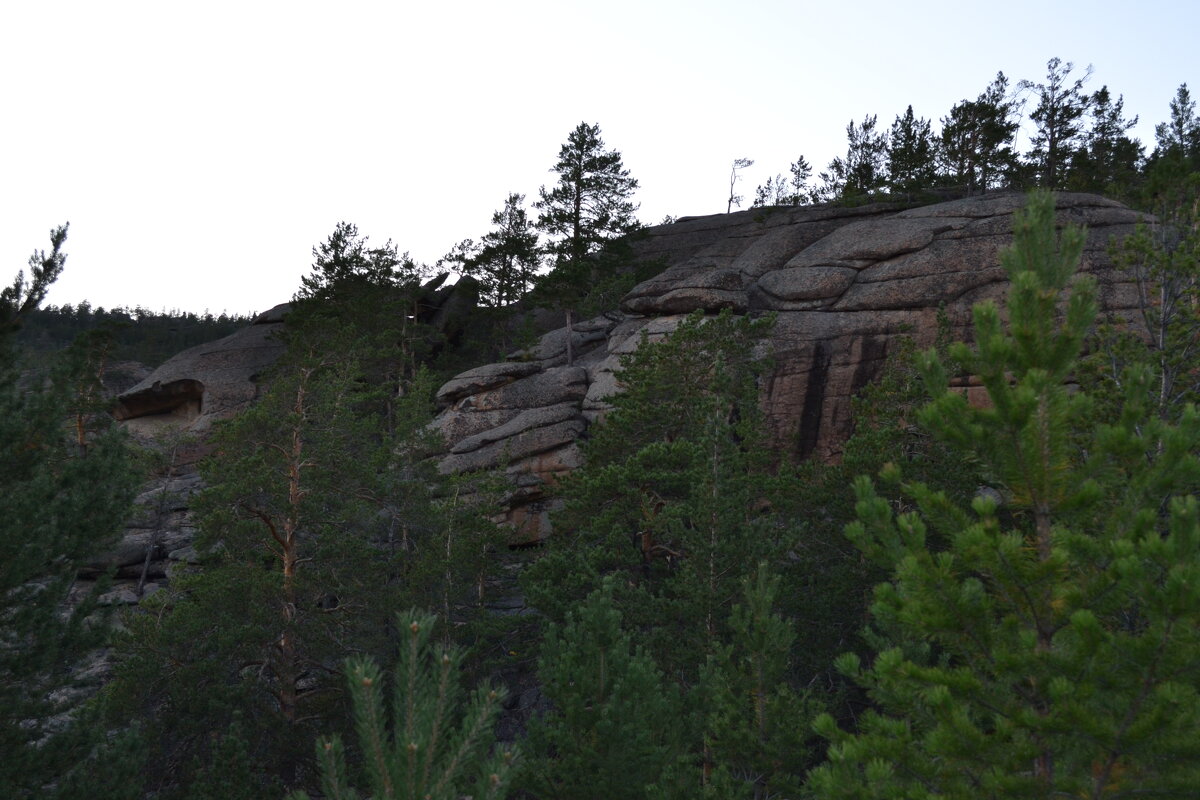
[430,192,1148,542]
[108,193,1148,555]
[100,276,483,600]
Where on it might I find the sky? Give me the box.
[1,0,1196,316]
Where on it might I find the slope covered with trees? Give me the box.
[2,58,1198,799]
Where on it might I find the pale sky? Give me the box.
[2,0,1195,315]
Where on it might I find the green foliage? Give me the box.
[817,115,887,201]
[449,193,541,307]
[752,156,813,207]
[1021,57,1094,188]
[183,720,262,800]
[532,122,641,323]
[289,610,516,800]
[16,304,253,367]
[1067,85,1143,198]
[809,191,1200,799]
[937,72,1020,193]
[0,223,67,337]
[297,220,420,303]
[524,309,868,795]
[294,221,437,392]
[0,225,140,798]
[536,121,640,266]
[887,105,937,197]
[693,563,817,799]
[525,310,783,666]
[1093,192,1200,422]
[523,579,681,800]
[105,227,506,795]
[1153,83,1200,163]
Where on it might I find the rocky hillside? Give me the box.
[103,192,1148,586]
[430,192,1147,541]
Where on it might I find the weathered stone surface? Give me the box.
[457,366,587,412]
[114,304,289,433]
[437,418,587,476]
[117,192,1152,551]
[451,402,582,454]
[427,191,1151,539]
[755,266,858,303]
[84,528,193,572]
[506,314,621,366]
[429,407,524,451]
[436,362,543,406]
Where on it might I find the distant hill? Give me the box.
[15,303,255,368]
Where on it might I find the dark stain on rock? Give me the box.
[848,336,891,397]
[797,340,831,460]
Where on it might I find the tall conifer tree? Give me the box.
[0,226,139,798]
[1022,58,1094,188]
[809,192,1200,799]
[937,72,1020,193]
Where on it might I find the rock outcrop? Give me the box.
[430,192,1149,542]
[113,303,290,438]
[100,275,488,602]
[108,193,1149,554]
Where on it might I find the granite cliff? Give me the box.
[103,192,1149,586]
[429,192,1147,541]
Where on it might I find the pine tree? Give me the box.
[107,337,395,793]
[751,157,813,208]
[1022,58,1094,188]
[523,579,681,800]
[106,244,500,794]
[887,105,936,197]
[296,221,434,392]
[460,193,540,307]
[524,310,784,663]
[1100,192,1200,420]
[1154,83,1200,161]
[535,122,639,269]
[297,220,411,303]
[0,225,140,797]
[937,72,1020,193]
[818,116,887,201]
[693,563,816,799]
[1141,84,1200,213]
[809,191,1200,799]
[1067,86,1143,197]
[288,610,516,800]
[534,122,640,359]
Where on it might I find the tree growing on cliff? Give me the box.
[0,225,140,798]
[727,157,755,212]
[817,116,887,201]
[809,191,1200,799]
[1067,86,1142,197]
[1153,83,1200,162]
[449,193,540,307]
[752,156,813,207]
[1021,58,1094,188]
[533,122,641,359]
[296,221,434,392]
[536,122,640,270]
[887,105,937,196]
[937,72,1021,193]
